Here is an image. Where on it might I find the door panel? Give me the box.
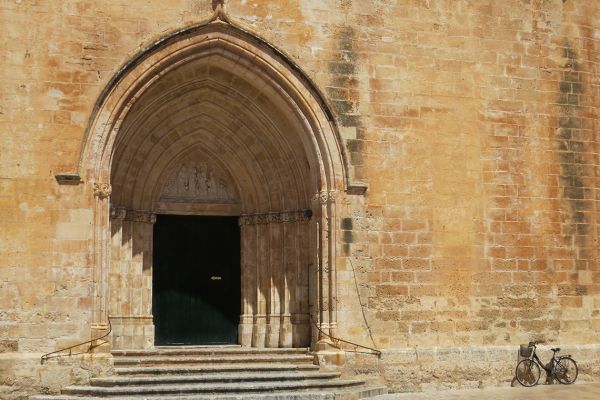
[153,215,240,345]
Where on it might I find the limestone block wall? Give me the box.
[1,0,599,398]
[330,0,600,349]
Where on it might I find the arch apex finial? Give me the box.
[210,0,229,23]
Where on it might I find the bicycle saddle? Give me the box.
[551,347,560,352]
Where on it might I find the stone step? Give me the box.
[30,385,387,400]
[112,347,309,357]
[113,354,315,366]
[90,371,342,386]
[62,379,366,396]
[30,394,334,400]
[29,347,388,400]
[114,363,320,376]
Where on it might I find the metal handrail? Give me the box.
[309,314,381,357]
[41,317,112,364]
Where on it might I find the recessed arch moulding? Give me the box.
[78,20,354,349]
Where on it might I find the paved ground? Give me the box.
[373,382,600,400]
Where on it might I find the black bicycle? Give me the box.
[515,341,578,386]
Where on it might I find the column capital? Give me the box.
[93,182,112,199]
[125,209,157,224]
[314,190,337,205]
[239,210,312,226]
[109,206,127,220]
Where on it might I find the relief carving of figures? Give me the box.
[160,162,236,203]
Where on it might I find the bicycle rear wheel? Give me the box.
[555,357,578,384]
[516,359,540,387]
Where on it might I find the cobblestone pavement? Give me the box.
[373,382,600,400]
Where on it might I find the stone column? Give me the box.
[292,218,311,347]
[91,183,112,341]
[280,220,295,348]
[254,220,268,347]
[327,190,338,339]
[238,220,255,347]
[315,190,331,339]
[108,206,126,349]
[313,190,338,347]
[266,219,282,348]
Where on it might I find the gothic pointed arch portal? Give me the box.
[80,16,351,349]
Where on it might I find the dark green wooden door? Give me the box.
[153,215,240,345]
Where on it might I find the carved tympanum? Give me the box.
[160,162,237,203]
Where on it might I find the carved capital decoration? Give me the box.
[93,183,112,199]
[255,214,269,225]
[112,208,157,224]
[126,210,157,224]
[239,209,312,226]
[314,190,337,205]
[109,206,127,220]
[315,190,328,204]
[267,213,281,224]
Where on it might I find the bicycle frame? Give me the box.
[530,351,554,374]
[527,342,562,376]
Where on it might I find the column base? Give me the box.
[238,322,253,347]
[251,321,267,348]
[278,318,293,348]
[110,316,154,349]
[89,324,112,353]
[265,322,280,348]
[314,339,346,368]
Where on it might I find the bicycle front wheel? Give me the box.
[516,359,540,387]
[555,357,578,384]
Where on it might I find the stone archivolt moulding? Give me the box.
[79,7,353,347]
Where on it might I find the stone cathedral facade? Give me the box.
[1,0,600,398]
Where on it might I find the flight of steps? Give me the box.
[30,347,387,400]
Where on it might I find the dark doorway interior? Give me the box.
[153,215,240,345]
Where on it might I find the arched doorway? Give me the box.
[80,14,348,349]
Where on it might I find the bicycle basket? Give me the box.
[520,344,533,358]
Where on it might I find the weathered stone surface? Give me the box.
[0,353,112,399]
[1,0,600,398]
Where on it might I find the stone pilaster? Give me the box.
[109,207,156,349]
